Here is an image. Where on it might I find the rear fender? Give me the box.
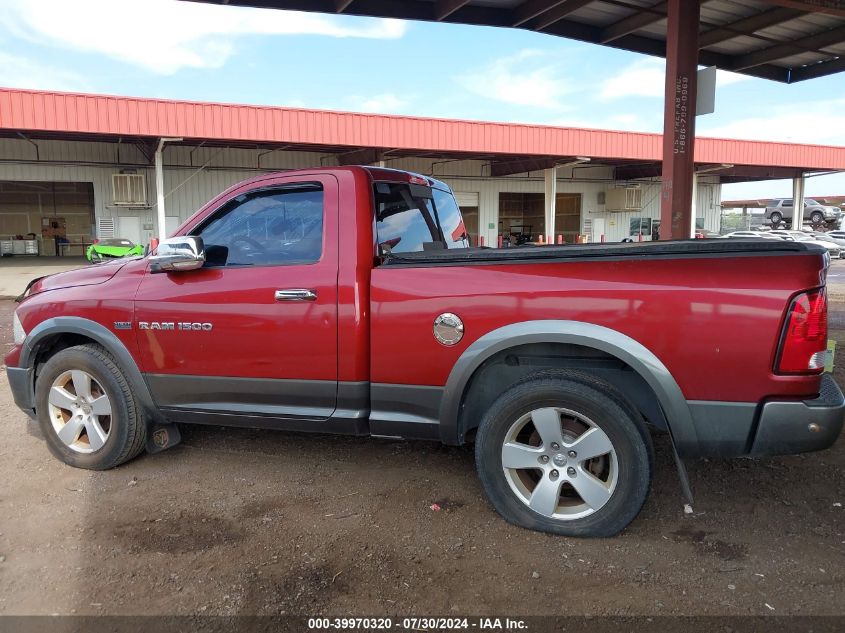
[439,320,698,453]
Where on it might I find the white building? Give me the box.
[1,88,840,256]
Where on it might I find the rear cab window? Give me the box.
[374,181,469,255]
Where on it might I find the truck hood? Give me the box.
[26,258,133,297]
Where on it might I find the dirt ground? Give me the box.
[0,263,843,617]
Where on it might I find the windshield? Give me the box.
[374,182,469,254]
[99,238,135,247]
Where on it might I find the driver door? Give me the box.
[133,173,338,425]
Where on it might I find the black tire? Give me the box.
[770,212,783,227]
[810,211,824,225]
[474,370,653,537]
[35,344,147,470]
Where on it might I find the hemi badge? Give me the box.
[114,321,133,330]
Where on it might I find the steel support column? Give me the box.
[154,137,182,240]
[544,167,557,243]
[154,140,167,241]
[660,0,700,240]
[792,174,805,228]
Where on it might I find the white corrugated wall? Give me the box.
[0,138,723,247]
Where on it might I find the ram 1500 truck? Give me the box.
[6,167,844,537]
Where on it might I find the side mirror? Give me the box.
[149,236,205,272]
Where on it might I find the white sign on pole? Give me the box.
[696,66,717,116]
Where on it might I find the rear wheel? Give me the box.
[474,370,652,537]
[770,211,783,227]
[35,344,147,470]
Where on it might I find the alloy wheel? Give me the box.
[47,369,112,453]
[501,407,618,520]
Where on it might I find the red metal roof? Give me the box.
[1,87,844,171]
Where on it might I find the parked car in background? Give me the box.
[86,238,145,263]
[770,230,843,257]
[827,230,845,241]
[765,198,842,227]
[810,232,845,256]
[721,230,786,240]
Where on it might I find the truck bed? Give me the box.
[382,238,820,266]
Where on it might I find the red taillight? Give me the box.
[777,288,827,374]
[92,238,99,244]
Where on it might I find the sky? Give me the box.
[0,0,843,200]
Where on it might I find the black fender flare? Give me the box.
[438,320,699,453]
[20,316,160,418]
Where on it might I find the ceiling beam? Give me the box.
[761,0,845,19]
[434,0,471,21]
[731,23,845,70]
[176,0,842,84]
[489,157,563,177]
[697,47,789,82]
[599,1,667,44]
[134,139,158,165]
[511,0,573,27]
[334,0,354,12]
[614,163,805,181]
[716,165,804,179]
[337,148,383,165]
[791,55,845,81]
[523,0,594,31]
[698,7,804,48]
[537,19,792,81]
[614,163,661,180]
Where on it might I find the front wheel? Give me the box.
[474,370,652,537]
[35,344,147,470]
[810,211,824,225]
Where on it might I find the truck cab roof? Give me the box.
[224,165,452,194]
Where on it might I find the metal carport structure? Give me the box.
[183,0,845,239]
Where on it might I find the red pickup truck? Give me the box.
[6,167,844,537]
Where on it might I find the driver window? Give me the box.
[196,185,323,267]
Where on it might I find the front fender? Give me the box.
[20,316,160,418]
[438,320,698,453]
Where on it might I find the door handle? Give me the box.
[275,289,318,302]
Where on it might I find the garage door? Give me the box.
[453,191,479,208]
[0,181,95,256]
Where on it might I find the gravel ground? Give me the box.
[0,263,842,617]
